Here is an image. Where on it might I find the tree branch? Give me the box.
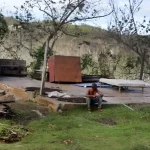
[65,10,113,24]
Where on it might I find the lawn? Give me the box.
[0,103,150,150]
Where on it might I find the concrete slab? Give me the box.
[0,77,150,111]
[35,96,86,112]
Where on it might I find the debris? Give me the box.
[0,126,29,143]
[0,90,5,95]
[0,59,27,76]
[47,91,70,98]
[74,82,101,88]
[25,87,62,92]
[49,124,55,129]
[0,104,14,118]
[63,95,71,98]
[122,103,134,111]
[57,109,63,113]
[82,75,101,82]
[0,94,15,118]
[57,104,63,113]
[0,94,15,104]
[31,110,45,118]
[63,139,73,145]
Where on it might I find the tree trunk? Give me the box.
[40,39,49,96]
[139,53,145,80]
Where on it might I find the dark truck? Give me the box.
[0,59,27,76]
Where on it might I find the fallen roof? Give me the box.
[99,78,150,87]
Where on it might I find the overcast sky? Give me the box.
[1,0,150,29]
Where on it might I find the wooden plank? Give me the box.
[0,100,15,104]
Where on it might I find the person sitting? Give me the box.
[86,83,103,113]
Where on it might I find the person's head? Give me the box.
[92,83,97,91]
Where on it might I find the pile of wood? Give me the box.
[0,89,29,143]
[0,59,27,76]
[0,90,15,118]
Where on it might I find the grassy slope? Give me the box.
[0,104,150,150]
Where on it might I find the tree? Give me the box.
[17,0,113,95]
[108,0,150,80]
[0,13,8,42]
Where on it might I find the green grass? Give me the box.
[0,104,150,150]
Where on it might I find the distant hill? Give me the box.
[1,17,150,80]
[5,17,19,25]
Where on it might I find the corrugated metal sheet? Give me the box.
[48,55,82,82]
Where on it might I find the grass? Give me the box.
[0,104,150,150]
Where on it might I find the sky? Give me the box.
[1,0,150,29]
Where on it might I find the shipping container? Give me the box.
[48,55,82,82]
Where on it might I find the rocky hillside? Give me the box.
[0,17,149,80]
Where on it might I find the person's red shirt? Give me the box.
[86,88,103,98]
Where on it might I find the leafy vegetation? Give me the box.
[0,104,149,150]
[30,47,45,69]
[109,0,150,80]
[81,53,114,77]
[30,46,53,79]
[63,23,101,36]
[0,13,8,40]
[29,46,45,79]
[81,54,98,75]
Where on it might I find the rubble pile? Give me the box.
[0,90,15,118]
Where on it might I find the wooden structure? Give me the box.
[48,55,82,83]
[0,59,27,76]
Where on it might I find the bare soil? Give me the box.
[7,101,50,125]
[96,118,117,126]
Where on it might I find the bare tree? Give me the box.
[108,0,150,80]
[17,0,113,95]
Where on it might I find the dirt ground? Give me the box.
[7,100,50,125]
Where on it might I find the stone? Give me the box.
[0,94,15,103]
[0,90,5,95]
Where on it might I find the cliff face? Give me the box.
[1,18,149,80]
[52,33,144,80]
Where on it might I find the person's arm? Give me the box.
[86,89,96,98]
[97,90,103,97]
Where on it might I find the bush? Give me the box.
[0,13,8,40]
[30,46,44,79]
